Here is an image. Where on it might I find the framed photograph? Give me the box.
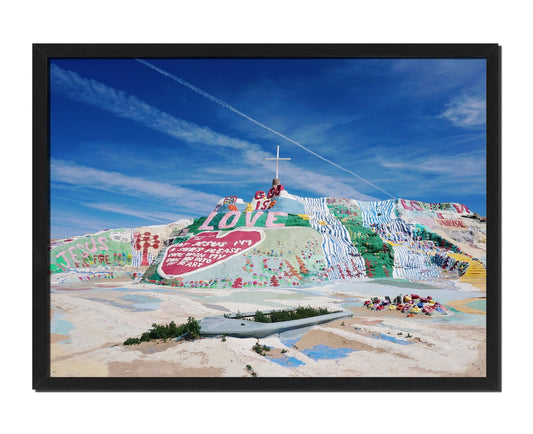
[33,44,501,391]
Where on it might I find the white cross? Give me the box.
[264,145,291,179]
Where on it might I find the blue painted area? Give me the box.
[435,306,448,314]
[121,294,158,303]
[280,337,300,348]
[216,203,247,213]
[279,326,314,348]
[466,299,486,312]
[84,294,162,312]
[432,312,486,327]
[51,311,74,336]
[340,302,362,308]
[121,294,162,311]
[273,197,306,214]
[107,287,135,292]
[267,355,305,368]
[376,333,412,345]
[301,344,356,360]
[85,298,135,311]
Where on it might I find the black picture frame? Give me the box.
[33,43,501,392]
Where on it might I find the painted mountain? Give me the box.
[50,185,486,289]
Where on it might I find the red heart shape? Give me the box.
[158,230,264,278]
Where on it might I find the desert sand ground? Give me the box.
[50,276,485,377]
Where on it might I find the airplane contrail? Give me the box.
[135,58,396,199]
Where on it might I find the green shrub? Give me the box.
[123,317,201,345]
[269,309,293,323]
[252,342,271,356]
[245,364,258,377]
[185,317,201,339]
[123,337,141,345]
[225,311,246,319]
[253,305,339,323]
[253,310,270,323]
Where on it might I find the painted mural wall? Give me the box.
[50,220,192,275]
[50,229,134,274]
[396,198,486,261]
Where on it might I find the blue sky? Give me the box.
[49,57,486,239]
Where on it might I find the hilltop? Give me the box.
[50,184,486,290]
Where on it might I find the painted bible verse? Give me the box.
[158,230,264,278]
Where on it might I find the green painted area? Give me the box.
[285,214,313,227]
[184,212,311,236]
[326,199,394,278]
[413,224,462,253]
[412,201,454,211]
[50,263,64,274]
[466,299,486,312]
[50,229,133,273]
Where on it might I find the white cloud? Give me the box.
[376,151,486,196]
[50,64,258,152]
[50,210,118,239]
[439,94,486,127]
[51,159,221,213]
[282,163,379,200]
[85,203,185,223]
[378,151,485,177]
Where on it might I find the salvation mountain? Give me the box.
[50,184,486,289]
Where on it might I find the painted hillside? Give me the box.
[50,184,486,288]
